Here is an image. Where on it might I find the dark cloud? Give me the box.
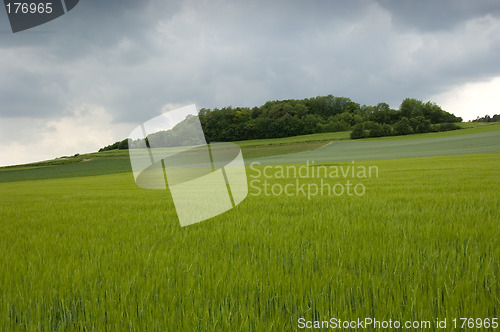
[375,0,500,31]
[0,66,70,117]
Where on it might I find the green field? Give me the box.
[0,124,499,330]
[251,130,500,165]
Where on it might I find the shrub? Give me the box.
[393,117,413,135]
[433,123,461,132]
[350,123,367,139]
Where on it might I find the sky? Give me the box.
[1,0,500,166]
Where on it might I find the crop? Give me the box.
[0,150,498,330]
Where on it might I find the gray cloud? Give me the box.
[375,0,500,31]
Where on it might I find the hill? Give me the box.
[100,95,462,152]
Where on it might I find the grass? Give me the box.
[235,131,352,146]
[0,123,499,330]
[0,158,131,183]
[0,149,499,330]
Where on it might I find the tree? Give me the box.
[393,117,412,135]
[350,123,367,139]
[323,117,350,132]
[409,116,431,133]
[118,139,128,149]
[335,112,356,126]
[303,114,321,134]
[400,98,423,118]
[367,122,383,137]
[421,101,462,123]
[380,124,394,136]
[472,114,500,122]
[370,107,400,125]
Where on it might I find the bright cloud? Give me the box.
[432,76,500,121]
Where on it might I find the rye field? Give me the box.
[0,123,499,330]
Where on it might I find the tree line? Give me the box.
[199,96,461,142]
[99,95,462,151]
[472,114,500,122]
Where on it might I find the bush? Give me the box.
[380,124,394,136]
[367,123,385,137]
[393,117,412,135]
[323,120,351,132]
[410,116,432,133]
[350,123,367,139]
[118,139,128,149]
[433,123,461,132]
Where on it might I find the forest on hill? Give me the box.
[100,95,462,151]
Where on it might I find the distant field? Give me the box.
[251,130,500,165]
[0,151,498,330]
[0,158,131,183]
